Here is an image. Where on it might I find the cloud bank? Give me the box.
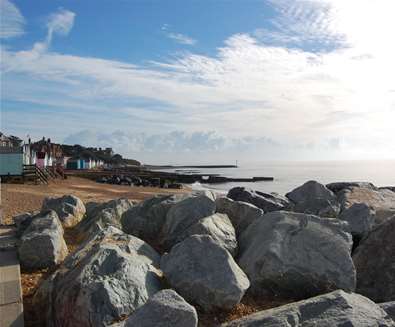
[1,0,395,163]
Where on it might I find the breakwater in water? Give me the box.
[65,165,274,187]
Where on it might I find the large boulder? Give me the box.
[13,211,39,237]
[161,235,250,312]
[182,213,237,256]
[227,187,291,212]
[77,198,134,239]
[221,290,395,327]
[42,195,86,227]
[380,186,395,193]
[338,187,395,223]
[353,216,395,302]
[286,180,340,217]
[18,210,68,270]
[338,203,376,239]
[238,211,355,298]
[121,194,186,243]
[215,197,263,236]
[124,289,198,327]
[326,182,377,193]
[33,226,163,327]
[160,193,216,249]
[380,302,395,321]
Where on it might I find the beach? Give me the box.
[0,176,188,225]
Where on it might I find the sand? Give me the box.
[0,176,188,225]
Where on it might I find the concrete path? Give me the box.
[0,226,24,327]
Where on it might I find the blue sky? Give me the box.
[1,0,395,164]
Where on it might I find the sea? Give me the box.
[162,160,395,195]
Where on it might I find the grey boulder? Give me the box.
[161,235,250,312]
[353,215,395,302]
[380,302,395,321]
[286,180,340,217]
[13,211,39,237]
[221,290,395,327]
[183,213,237,256]
[227,187,292,212]
[77,198,134,240]
[326,182,377,193]
[216,197,263,236]
[238,211,355,298]
[33,226,162,327]
[160,193,216,249]
[338,186,395,223]
[18,210,68,270]
[124,289,198,327]
[121,194,186,243]
[338,203,376,239]
[42,194,86,227]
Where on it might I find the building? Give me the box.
[24,137,63,168]
[0,133,24,176]
[0,146,24,176]
[65,151,105,170]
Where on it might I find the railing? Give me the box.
[23,164,48,184]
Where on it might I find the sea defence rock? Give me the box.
[380,302,395,321]
[238,211,355,298]
[160,193,216,249]
[286,180,340,217]
[353,216,395,302]
[121,194,186,243]
[338,203,376,239]
[216,197,264,236]
[221,290,395,327]
[123,289,198,327]
[42,195,86,227]
[161,235,250,312]
[380,186,395,193]
[13,211,39,237]
[33,226,163,327]
[77,198,134,239]
[338,187,395,223]
[182,213,237,256]
[326,182,377,193]
[227,187,292,212]
[18,210,68,270]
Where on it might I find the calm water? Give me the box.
[170,160,395,195]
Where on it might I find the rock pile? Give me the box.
[15,181,395,326]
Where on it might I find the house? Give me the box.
[25,137,64,168]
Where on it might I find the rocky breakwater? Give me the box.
[16,180,395,326]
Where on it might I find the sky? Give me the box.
[1,0,395,164]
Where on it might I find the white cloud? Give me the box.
[46,8,75,43]
[165,32,197,45]
[27,8,76,53]
[0,0,25,39]
[161,25,196,45]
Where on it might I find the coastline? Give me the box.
[0,176,190,225]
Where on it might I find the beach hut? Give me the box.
[66,157,85,170]
[0,133,24,176]
[0,146,23,176]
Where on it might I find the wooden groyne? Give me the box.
[66,167,274,185]
[146,164,238,169]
